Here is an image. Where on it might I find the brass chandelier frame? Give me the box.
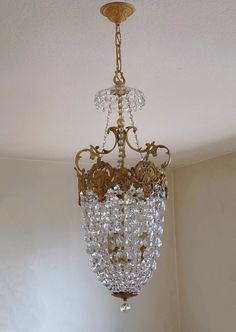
[75,2,171,302]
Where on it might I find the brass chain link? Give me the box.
[113,24,126,86]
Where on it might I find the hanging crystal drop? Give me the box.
[120,301,131,312]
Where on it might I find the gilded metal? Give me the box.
[101,3,128,86]
[100,2,135,24]
[108,233,128,263]
[112,292,137,301]
[108,230,147,264]
[75,127,119,174]
[75,126,170,203]
[126,126,171,169]
[113,23,126,86]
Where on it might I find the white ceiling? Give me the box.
[0,0,236,167]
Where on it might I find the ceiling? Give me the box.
[0,0,236,167]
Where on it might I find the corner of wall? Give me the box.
[169,170,181,332]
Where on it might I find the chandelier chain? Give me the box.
[113,23,126,86]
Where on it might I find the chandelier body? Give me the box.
[75,2,170,311]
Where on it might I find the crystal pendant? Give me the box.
[120,302,131,312]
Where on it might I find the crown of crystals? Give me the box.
[75,2,170,312]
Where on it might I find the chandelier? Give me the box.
[75,2,170,312]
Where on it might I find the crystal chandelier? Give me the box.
[75,2,170,312]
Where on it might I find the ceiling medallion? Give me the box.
[75,2,170,312]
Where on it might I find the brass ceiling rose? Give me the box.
[100,2,135,24]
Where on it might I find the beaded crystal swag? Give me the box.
[75,2,170,312]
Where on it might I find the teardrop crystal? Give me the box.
[120,302,131,312]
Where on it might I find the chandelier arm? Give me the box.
[75,147,99,174]
[156,145,171,169]
[75,128,119,174]
[125,126,171,169]
[103,126,119,154]
[125,126,148,153]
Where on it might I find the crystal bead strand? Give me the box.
[101,104,112,152]
[117,94,126,168]
[128,108,143,160]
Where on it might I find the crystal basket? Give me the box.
[75,86,170,305]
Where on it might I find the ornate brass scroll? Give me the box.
[75,126,170,203]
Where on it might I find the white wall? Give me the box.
[0,158,179,332]
[1,153,236,332]
[174,152,236,332]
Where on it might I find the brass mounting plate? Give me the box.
[112,292,138,301]
[100,2,135,24]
